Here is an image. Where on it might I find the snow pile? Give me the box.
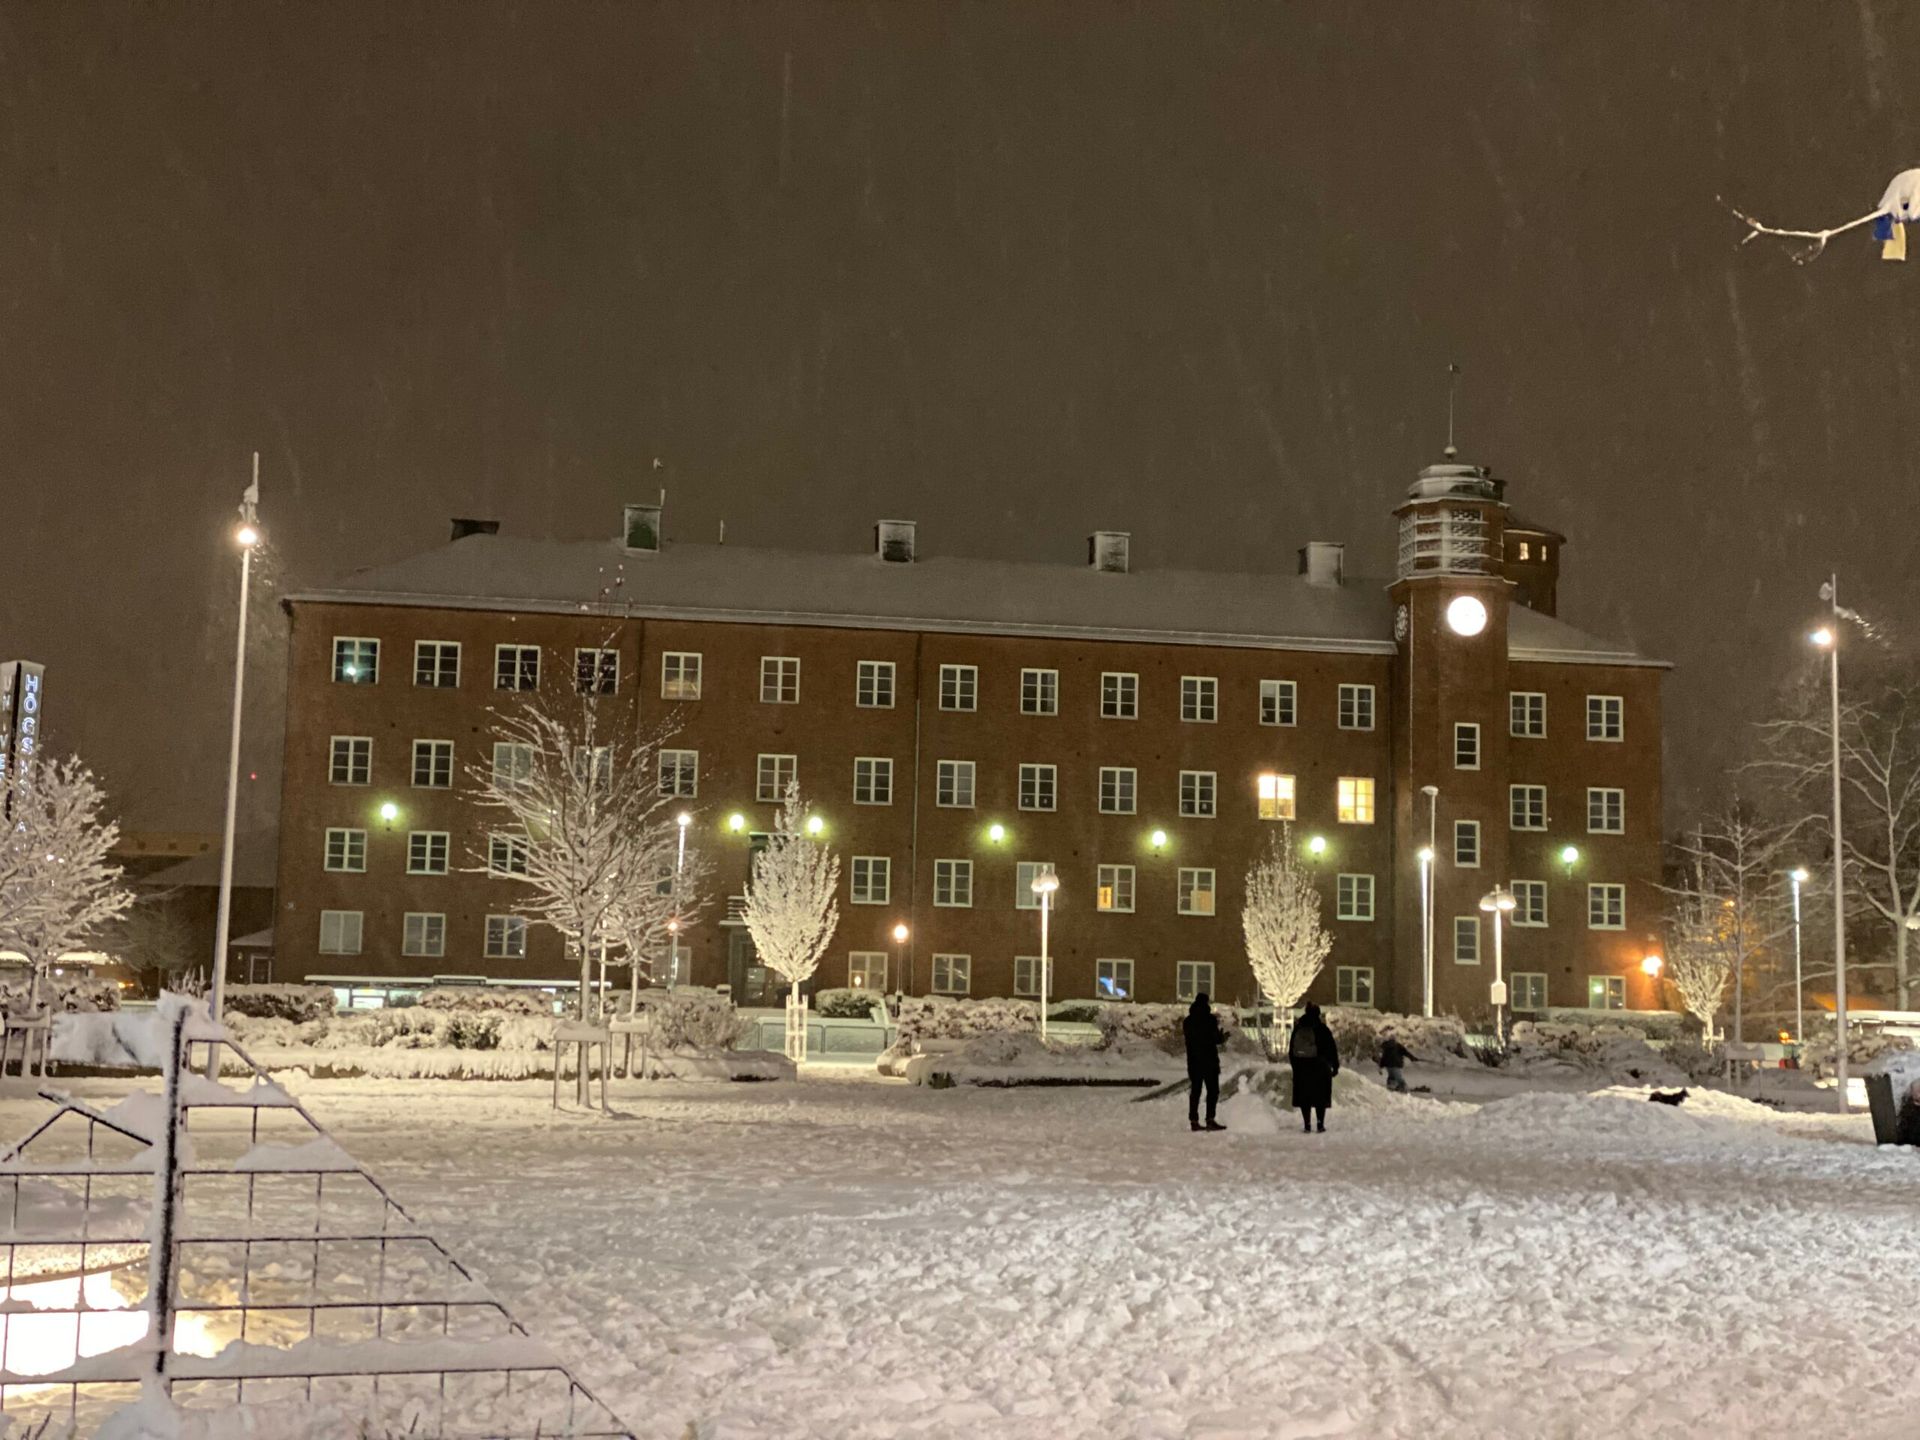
[903,1031,1180,1087]
[1865,1046,1920,1106]
[1462,1090,1797,1149]
[1321,1008,1472,1066]
[1504,1020,1685,1086]
[52,997,218,1067]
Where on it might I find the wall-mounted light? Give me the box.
[1446,594,1489,637]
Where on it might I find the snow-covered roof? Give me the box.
[287,534,1664,667]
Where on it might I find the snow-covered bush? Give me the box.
[1506,1020,1683,1085]
[894,996,1041,1045]
[1797,1028,1915,1083]
[1321,1009,1470,1067]
[632,986,748,1052]
[0,969,121,1014]
[224,984,336,1023]
[1094,1002,1248,1055]
[418,986,553,1015]
[814,987,886,1021]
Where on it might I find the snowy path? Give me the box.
[4,1074,1913,1438]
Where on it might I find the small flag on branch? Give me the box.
[1875,168,1920,262]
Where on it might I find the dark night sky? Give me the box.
[3,2,1916,835]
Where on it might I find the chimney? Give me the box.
[449,518,499,543]
[1298,541,1345,587]
[875,519,917,563]
[1088,531,1131,574]
[624,502,663,553]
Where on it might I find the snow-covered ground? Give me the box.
[1,1067,1912,1439]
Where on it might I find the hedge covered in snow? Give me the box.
[417,986,555,1015]
[0,970,122,1014]
[224,984,336,1023]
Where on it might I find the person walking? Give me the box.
[1183,992,1228,1132]
[1287,1002,1339,1133]
[1378,1029,1415,1093]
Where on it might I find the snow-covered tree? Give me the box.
[1241,825,1332,1013]
[1663,869,1735,1044]
[606,825,714,1002]
[1661,803,1792,1043]
[0,756,132,1005]
[740,783,839,1062]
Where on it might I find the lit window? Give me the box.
[1336,873,1374,921]
[850,856,891,905]
[658,749,698,798]
[1181,676,1218,724]
[332,637,379,685]
[1337,777,1375,825]
[1018,764,1057,812]
[1259,679,1297,727]
[575,649,619,695]
[1588,975,1625,1010]
[402,912,446,959]
[488,832,529,876]
[756,754,796,802]
[857,660,896,709]
[318,910,363,956]
[1454,820,1481,868]
[934,859,973,908]
[1516,541,1531,561]
[661,651,702,700]
[411,740,453,789]
[848,952,887,990]
[931,954,971,995]
[1587,695,1624,742]
[936,759,975,808]
[1512,880,1548,927]
[1454,722,1480,770]
[1453,916,1480,964]
[1177,961,1214,1002]
[329,736,372,786]
[1336,966,1374,1007]
[1177,868,1216,916]
[323,828,366,873]
[1509,785,1547,831]
[939,664,978,712]
[1587,787,1625,834]
[1588,884,1626,930]
[1510,691,1546,738]
[495,644,539,692]
[1256,773,1297,821]
[414,641,460,688]
[1101,672,1139,720]
[1099,767,1137,815]
[1179,771,1217,819]
[1095,958,1134,1000]
[854,757,894,806]
[760,656,800,704]
[1338,683,1375,731]
[406,831,450,875]
[1096,864,1135,913]
[1015,861,1054,910]
[1021,669,1059,716]
[1511,972,1549,1010]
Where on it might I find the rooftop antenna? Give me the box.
[1444,363,1461,460]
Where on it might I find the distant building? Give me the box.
[111,830,278,986]
[275,453,1666,1017]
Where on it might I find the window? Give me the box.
[1338,683,1375,731]
[1101,672,1138,720]
[1453,916,1480,964]
[1013,956,1044,997]
[1511,691,1546,738]
[850,855,891,905]
[661,651,702,701]
[760,656,800,704]
[495,644,539,692]
[1018,764,1056,812]
[1177,868,1216,916]
[1516,540,1531,561]
[1336,966,1375,1007]
[1454,820,1481,868]
[1096,864,1135,913]
[1260,679,1297,727]
[1336,873,1375,921]
[931,954,971,995]
[936,760,975,809]
[1337,777,1376,825]
[1181,676,1218,724]
[854,757,894,806]
[1179,771,1217,819]
[406,831,450,875]
[411,739,453,789]
[939,664,978,712]
[847,952,888,990]
[568,746,611,789]
[333,637,378,685]
[1588,975,1626,1010]
[659,749,699,798]
[491,742,534,788]
[1587,694,1624,741]
[485,914,528,959]
[1588,883,1626,930]
[403,912,446,959]
[1587,787,1625,834]
[1511,972,1549,1012]
[1177,961,1215,1002]
[318,910,363,955]
[1021,668,1059,716]
[856,660,895,709]
[756,753,796,802]
[934,858,973,908]
[1256,773,1297,821]
[1454,722,1480,770]
[323,828,366,873]
[488,832,529,877]
[1095,958,1134,1000]
[329,736,371,786]
[576,648,619,695]
[1015,861,1054,910]
[414,641,460,688]
[1512,880,1548,927]
[1510,785,1547,831]
[1099,766,1137,815]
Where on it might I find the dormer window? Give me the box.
[1516,541,1530,561]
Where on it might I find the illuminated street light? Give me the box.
[1030,865,1061,1040]
[1149,829,1168,849]
[1640,953,1664,978]
[1787,867,1809,1045]
[1307,835,1328,858]
[727,812,747,833]
[805,814,825,837]
[987,823,1007,844]
[892,922,910,997]
[1479,887,1517,1047]
[378,801,399,828]
[1559,844,1580,873]
[1813,577,1851,1112]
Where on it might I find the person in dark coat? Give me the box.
[1287,1002,1339,1132]
[1378,1030,1417,1093]
[1182,993,1228,1132]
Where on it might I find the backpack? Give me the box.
[1288,1023,1321,1063]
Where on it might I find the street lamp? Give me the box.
[1306,835,1328,859]
[1811,581,1851,1111]
[1149,829,1168,850]
[1479,886,1516,1046]
[1559,844,1579,874]
[727,812,747,833]
[1421,785,1439,1019]
[378,801,399,830]
[891,922,910,997]
[1640,953,1664,978]
[805,814,825,837]
[206,454,261,1068]
[1030,865,1060,1040]
[1788,867,1809,1046]
[987,822,1006,844]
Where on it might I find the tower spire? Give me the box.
[1444,362,1461,460]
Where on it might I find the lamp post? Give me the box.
[1811,583,1850,1112]
[891,922,910,998]
[1479,886,1516,1046]
[1421,786,1439,1018]
[1031,865,1060,1040]
[206,456,261,1071]
[1788,867,1808,1048]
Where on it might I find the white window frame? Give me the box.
[1454,819,1481,869]
[1096,863,1135,913]
[1589,975,1626,1010]
[575,648,619,695]
[494,643,539,692]
[1510,784,1548,831]
[402,911,446,959]
[1587,694,1624,742]
[1512,879,1548,928]
[1098,766,1137,815]
[1338,683,1376,731]
[318,909,363,956]
[488,831,530,877]
[1336,873,1375,922]
[323,828,366,874]
[856,659,896,709]
[931,954,972,995]
[1256,772,1297,821]
[659,749,700,798]
[756,753,796,803]
[1095,958,1134,1000]
[1336,966,1375,1008]
[1337,776,1376,825]
[1511,971,1549,1011]
[413,640,461,688]
[854,756,894,806]
[1453,915,1481,964]
[406,830,450,876]
[1015,861,1053,910]
[1013,956,1043,997]
[1100,671,1139,720]
[1511,691,1546,738]
[760,656,801,704]
[329,736,371,787]
[1177,867,1217,917]
[850,855,892,905]
[935,759,976,809]
[411,739,454,790]
[1018,763,1057,813]
[1021,668,1059,716]
[1587,787,1625,835]
[1454,722,1481,771]
[934,858,974,908]
[1176,961,1215,1002]
[1180,675,1218,724]
[847,951,888,991]
[660,651,702,701]
[491,741,534,788]
[1588,883,1626,930]
[938,663,978,713]
[332,636,379,685]
[1179,770,1217,819]
[1259,679,1297,727]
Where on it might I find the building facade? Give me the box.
[276,454,1666,1017]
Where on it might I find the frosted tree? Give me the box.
[1663,870,1735,1044]
[740,783,839,1063]
[606,828,714,1003]
[1660,803,1791,1043]
[1242,825,1332,1015]
[0,756,132,1006]
[1726,167,1920,263]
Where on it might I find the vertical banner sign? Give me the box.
[1,662,45,817]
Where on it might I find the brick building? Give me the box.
[276,451,1666,1017]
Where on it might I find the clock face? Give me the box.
[1446,594,1489,637]
[1394,605,1409,641]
